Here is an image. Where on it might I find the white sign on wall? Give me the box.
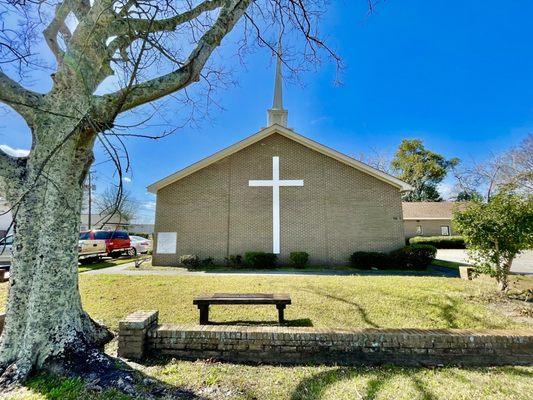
[156,232,177,254]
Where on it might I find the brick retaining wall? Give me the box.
[118,311,533,366]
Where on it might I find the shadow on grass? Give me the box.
[289,366,533,400]
[427,294,503,329]
[170,264,457,277]
[366,285,506,329]
[289,367,439,400]
[302,287,380,328]
[207,318,313,327]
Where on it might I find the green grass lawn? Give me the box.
[6,363,533,400]
[73,274,528,330]
[1,273,532,399]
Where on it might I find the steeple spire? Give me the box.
[267,38,288,127]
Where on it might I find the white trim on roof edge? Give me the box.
[147,124,413,193]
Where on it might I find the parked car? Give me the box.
[78,233,107,263]
[79,230,134,258]
[0,235,13,264]
[129,235,152,254]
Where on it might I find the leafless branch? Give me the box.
[101,0,252,113]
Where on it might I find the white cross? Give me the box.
[249,156,304,254]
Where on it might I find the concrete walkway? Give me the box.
[436,249,533,275]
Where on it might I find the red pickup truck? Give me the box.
[79,230,134,258]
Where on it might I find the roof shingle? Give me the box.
[402,202,467,220]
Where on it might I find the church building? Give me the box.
[148,56,412,266]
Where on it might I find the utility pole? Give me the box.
[83,171,96,230]
[88,172,92,230]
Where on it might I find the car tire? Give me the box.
[127,247,137,258]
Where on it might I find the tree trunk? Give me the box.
[0,126,113,384]
[496,259,513,292]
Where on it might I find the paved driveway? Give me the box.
[436,249,533,275]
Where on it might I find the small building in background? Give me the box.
[128,224,154,236]
[402,202,466,238]
[80,213,130,231]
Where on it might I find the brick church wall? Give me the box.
[153,133,405,266]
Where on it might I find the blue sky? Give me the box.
[1,0,532,223]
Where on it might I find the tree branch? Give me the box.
[110,0,224,37]
[101,0,252,114]
[0,70,43,125]
[43,0,92,63]
[0,148,26,183]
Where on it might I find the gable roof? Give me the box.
[147,124,413,193]
[402,202,468,220]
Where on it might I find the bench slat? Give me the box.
[193,293,291,305]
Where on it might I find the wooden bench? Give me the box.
[193,293,291,325]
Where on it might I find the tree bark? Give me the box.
[0,125,113,384]
[496,259,513,292]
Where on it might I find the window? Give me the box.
[416,225,423,235]
[441,226,451,236]
[112,231,128,239]
[95,231,112,240]
[79,232,90,240]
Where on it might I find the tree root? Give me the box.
[0,361,33,389]
[1,346,201,398]
[45,346,139,396]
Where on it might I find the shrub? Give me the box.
[390,244,437,270]
[200,257,215,267]
[224,254,243,267]
[349,251,391,269]
[290,252,309,268]
[409,235,465,249]
[244,252,277,269]
[179,254,200,269]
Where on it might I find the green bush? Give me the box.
[289,252,309,268]
[200,257,215,267]
[224,254,243,267]
[349,251,391,269]
[179,254,200,268]
[390,244,437,270]
[244,252,277,269]
[408,235,465,249]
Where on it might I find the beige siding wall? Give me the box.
[153,133,405,265]
[404,219,456,238]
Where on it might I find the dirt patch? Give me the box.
[488,299,533,326]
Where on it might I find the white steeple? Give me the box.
[267,39,288,127]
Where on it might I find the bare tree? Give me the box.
[451,134,532,201]
[356,147,393,174]
[96,186,137,225]
[0,0,356,389]
[500,133,533,196]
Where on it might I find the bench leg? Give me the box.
[276,304,286,324]
[199,305,209,325]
